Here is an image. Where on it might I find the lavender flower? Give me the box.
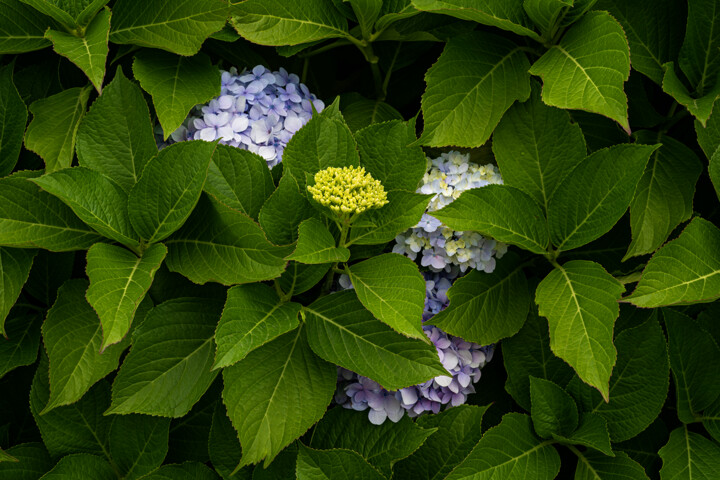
[160,65,324,167]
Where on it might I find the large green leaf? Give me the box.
[165,196,290,285]
[662,62,720,126]
[664,309,720,423]
[340,95,404,133]
[213,283,301,369]
[0,0,52,53]
[24,86,91,173]
[205,145,274,219]
[109,414,170,480]
[304,290,446,390]
[417,30,531,147]
[0,312,41,378]
[107,298,223,417]
[229,0,349,46]
[523,0,571,38]
[530,377,579,438]
[76,67,157,193]
[345,0,383,37]
[278,262,330,296]
[552,413,613,456]
[32,167,139,248]
[223,326,336,468]
[296,444,385,480]
[286,218,350,265]
[0,64,28,177]
[574,451,649,480]
[310,407,437,476]
[258,174,315,245]
[39,453,115,480]
[0,247,35,336]
[45,8,110,93]
[355,119,426,192]
[547,144,658,252]
[128,141,216,244]
[445,413,560,480]
[347,190,432,245]
[492,87,586,213]
[567,314,669,442]
[536,260,624,401]
[17,0,96,29]
[208,401,243,477]
[596,0,686,85]
[529,11,631,132]
[41,279,129,413]
[695,99,720,159]
[133,50,220,139]
[430,254,530,345]
[0,443,52,478]
[348,253,426,340]
[711,147,720,201]
[625,132,702,259]
[626,218,720,307]
[659,426,720,479]
[0,176,103,251]
[110,0,228,55]
[433,185,549,254]
[678,0,720,97]
[85,243,166,351]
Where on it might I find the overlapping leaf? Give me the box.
[659,426,720,479]
[287,218,350,264]
[0,0,52,53]
[0,64,28,177]
[0,247,35,336]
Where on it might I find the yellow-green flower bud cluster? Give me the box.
[307,166,389,215]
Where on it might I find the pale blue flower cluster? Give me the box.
[335,270,494,425]
[164,65,324,167]
[393,151,507,273]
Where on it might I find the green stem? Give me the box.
[615,270,643,285]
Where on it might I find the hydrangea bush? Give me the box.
[0,1,718,479]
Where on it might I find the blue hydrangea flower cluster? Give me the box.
[392,151,507,273]
[163,65,324,167]
[335,269,494,425]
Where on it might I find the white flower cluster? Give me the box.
[393,151,507,273]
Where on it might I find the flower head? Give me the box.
[307,166,389,215]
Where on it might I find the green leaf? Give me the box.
[574,451,649,480]
[0,448,16,463]
[548,144,658,252]
[259,174,315,245]
[679,0,720,97]
[664,309,720,423]
[208,401,242,477]
[140,462,220,480]
[0,312,41,378]
[129,141,216,244]
[340,95,404,133]
[394,405,488,480]
[17,0,76,29]
[24,86,91,173]
[625,132,702,259]
[205,145,274,219]
[0,247,35,336]
[552,413,613,456]
[0,0,52,53]
[374,0,421,31]
[0,64,28,177]
[0,443,52,478]
[41,279,129,413]
[560,0,599,25]
[662,62,720,126]
[85,243,166,351]
[523,0,571,37]
[213,283,301,369]
[530,376,579,438]
[30,358,113,459]
[132,50,220,139]
[433,185,549,254]
[278,262,330,296]
[567,314,669,442]
[39,453,115,479]
[445,413,560,480]
[492,87,587,213]
[107,298,222,417]
[110,0,227,55]
[0,176,103,251]
[310,407,437,476]
[596,0,686,85]
[31,167,139,248]
[503,307,575,411]
[223,326,335,468]
[626,218,720,307]
[306,290,446,390]
[229,0,349,46]
[73,0,111,27]
[536,260,624,401]
[529,11,631,132]
[659,426,720,480]
[695,99,720,158]
[355,119,426,192]
[283,113,360,190]
[287,218,350,264]
[417,30,531,147]
[348,190,431,245]
[165,196,290,285]
[45,8,110,93]
[347,253,426,340]
[296,444,385,480]
[710,147,720,201]
[109,415,170,480]
[345,0,382,37]
[411,0,540,39]
[165,380,219,464]
[76,67,157,193]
